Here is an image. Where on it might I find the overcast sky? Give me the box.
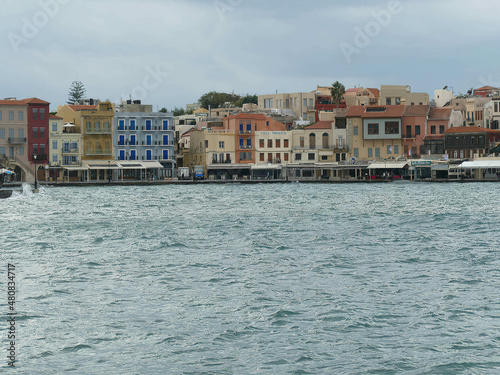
[2,0,500,111]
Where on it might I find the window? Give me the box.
[393,145,399,155]
[268,139,272,148]
[40,127,45,139]
[406,125,412,138]
[40,108,45,120]
[309,133,316,149]
[130,150,136,160]
[368,123,379,135]
[119,120,125,130]
[395,98,401,105]
[285,99,289,107]
[246,123,251,132]
[308,153,315,160]
[386,98,391,105]
[33,144,38,156]
[146,120,152,130]
[9,111,14,121]
[375,148,380,157]
[33,127,38,138]
[321,155,328,161]
[284,139,289,147]
[205,140,208,148]
[368,148,373,158]
[294,98,297,107]
[295,153,302,161]
[130,120,136,130]
[239,123,244,133]
[32,109,37,120]
[353,126,358,136]
[0,147,4,156]
[119,150,125,161]
[259,139,264,148]
[266,121,269,127]
[52,122,57,131]
[162,120,169,130]
[284,153,289,161]
[146,135,152,146]
[385,121,399,134]
[219,141,224,148]
[53,154,58,163]
[260,153,264,161]
[300,137,304,147]
[276,139,281,148]
[268,153,273,162]
[387,145,392,154]
[354,148,359,158]
[439,125,445,134]
[119,135,125,146]
[0,111,2,121]
[130,135,136,146]
[163,150,170,160]
[415,125,421,136]
[0,129,4,139]
[18,111,23,121]
[431,126,436,134]
[495,102,498,112]
[95,122,101,131]
[310,99,313,108]
[246,138,251,147]
[239,138,244,147]
[304,99,307,107]
[53,140,58,149]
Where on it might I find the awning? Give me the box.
[63,166,88,171]
[84,161,121,170]
[432,164,449,171]
[140,161,164,169]
[208,164,251,170]
[368,161,408,169]
[251,164,282,170]
[459,160,500,169]
[116,162,144,170]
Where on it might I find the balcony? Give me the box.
[239,130,252,134]
[86,128,112,135]
[211,159,232,164]
[62,148,79,154]
[85,149,113,156]
[240,145,253,150]
[33,154,48,161]
[62,161,81,166]
[8,137,27,144]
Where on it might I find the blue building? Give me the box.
[114,110,175,179]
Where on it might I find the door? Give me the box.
[163,135,169,145]
[146,150,152,160]
[162,150,169,160]
[119,150,125,160]
[146,135,152,146]
[130,135,136,146]
[130,150,136,160]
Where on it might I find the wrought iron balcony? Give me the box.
[8,137,27,144]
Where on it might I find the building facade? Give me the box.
[380,85,429,106]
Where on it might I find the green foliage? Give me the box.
[198,91,241,109]
[330,81,346,105]
[159,107,168,113]
[172,107,185,116]
[67,81,86,105]
[235,94,258,107]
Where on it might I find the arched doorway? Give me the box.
[14,166,22,182]
[309,133,316,149]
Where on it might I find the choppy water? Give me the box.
[2,182,500,374]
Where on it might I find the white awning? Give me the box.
[432,164,449,171]
[251,164,282,170]
[63,165,88,171]
[459,160,500,169]
[83,161,121,170]
[116,161,144,170]
[208,164,251,170]
[368,161,408,169]
[140,161,164,169]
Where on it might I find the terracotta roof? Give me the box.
[67,105,98,111]
[0,100,26,106]
[403,105,430,117]
[475,86,498,91]
[49,114,63,119]
[225,113,267,120]
[181,132,191,137]
[306,121,332,130]
[445,126,500,134]
[428,108,452,120]
[345,88,358,94]
[22,97,50,105]
[346,105,405,118]
[367,88,380,96]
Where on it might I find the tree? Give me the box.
[172,107,185,117]
[235,94,258,107]
[159,107,168,113]
[67,81,86,105]
[198,91,241,109]
[330,81,345,105]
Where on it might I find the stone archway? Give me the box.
[13,166,22,182]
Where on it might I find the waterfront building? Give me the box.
[48,115,83,182]
[444,126,500,160]
[253,127,291,179]
[473,86,500,98]
[379,85,429,106]
[464,97,491,127]
[422,108,453,156]
[346,105,405,161]
[434,88,454,107]
[0,99,29,181]
[24,98,50,174]
[402,105,430,158]
[344,87,380,107]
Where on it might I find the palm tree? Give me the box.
[330,81,345,105]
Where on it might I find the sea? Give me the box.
[1,182,500,374]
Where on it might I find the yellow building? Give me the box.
[57,102,115,161]
[346,105,405,161]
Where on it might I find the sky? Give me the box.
[1,0,500,112]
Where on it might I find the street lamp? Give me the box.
[33,154,38,192]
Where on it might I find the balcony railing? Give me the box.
[85,150,113,156]
[240,145,253,150]
[86,128,112,134]
[8,137,27,144]
[211,159,232,164]
[33,154,48,161]
[62,148,79,154]
[239,130,252,134]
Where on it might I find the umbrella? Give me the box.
[0,169,15,174]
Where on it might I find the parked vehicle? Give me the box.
[177,167,190,180]
[194,166,204,180]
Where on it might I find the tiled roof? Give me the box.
[445,126,500,134]
[404,105,430,117]
[68,105,98,111]
[423,135,444,141]
[22,97,50,105]
[345,88,359,94]
[428,108,452,120]
[306,121,332,130]
[475,86,498,91]
[49,114,63,119]
[0,100,26,106]
[346,105,406,118]
[367,88,380,96]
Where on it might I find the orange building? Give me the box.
[402,105,430,158]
